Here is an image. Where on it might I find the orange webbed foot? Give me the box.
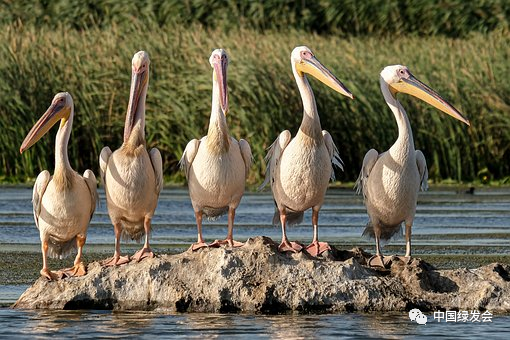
[305,241,331,257]
[101,255,130,267]
[132,247,154,262]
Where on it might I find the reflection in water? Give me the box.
[12,310,157,338]
[1,309,509,338]
[105,311,156,337]
[356,312,416,339]
[20,310,93,336]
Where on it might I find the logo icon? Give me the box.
[409,308,428,325]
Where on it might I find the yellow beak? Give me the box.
[296,56,353,99]
[390,74,470,126]
[20,101,69,153]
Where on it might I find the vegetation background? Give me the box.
[0,0,509,186]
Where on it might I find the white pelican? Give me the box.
[355,65,470,268]
[180,49,252,251]
[261,46,353,256]
[20,92,97,280]
[100,51,163,266]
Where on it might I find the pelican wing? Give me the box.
[239,139,252,179]
[83,169,98,219]
[99,146,112,187]
[150,148,163,194]
[179,138,201,180]
[322,130,344,181]
[416,150,429,191]
[32,170,51,230]
[355,148,380,198]
[259,130,292,190]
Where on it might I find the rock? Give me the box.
[13,236,510,313]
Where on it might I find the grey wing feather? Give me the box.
[416,150,429,191]
[32,170,51,230]
[99,146,112,187]
[150,148,163,194]
[82,169,98,219]
[239,139,252,179]
[355,149,379,198]
[179,138,201,180]
[322,130,344,181]
[259,130,291,191]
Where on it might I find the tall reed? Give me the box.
[1,0,508,37]
[1,24,508,184]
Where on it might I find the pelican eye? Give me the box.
[300,50,313,60]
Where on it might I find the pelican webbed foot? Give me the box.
[209,239,244,248]
[132,247,154,262]
[367,254,394,269]
[40,268,60,281]
[305,241,331,257]
[189,242,209,251]
[278,240,303,253]
[101,255,130,267]
[59,261,86,278]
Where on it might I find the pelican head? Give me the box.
[209,48,229,114]
[381,65,470,126]
[20,92,73,153]
[124,50,150,142]
[291,46,353,99]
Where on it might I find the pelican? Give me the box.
[180,49,252,251]
[355,65,470,268]
[20,92,97,280]
[261,46,353,256]
[100,51,162,266]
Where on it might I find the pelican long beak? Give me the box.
[124,68,148,141]
[296,57,354,99]
[213,57,228,114]
[390,74,470,126]
[20,101,68,153]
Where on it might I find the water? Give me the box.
[1,309,509,339]
[1,186,509,337]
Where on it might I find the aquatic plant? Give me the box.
[0,3,508,184]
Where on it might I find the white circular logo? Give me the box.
[409,308,428,324]
[409,308,421,321]
[416,313,428,325]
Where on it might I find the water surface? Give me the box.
[1,186,509,337]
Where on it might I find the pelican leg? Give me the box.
[396,222,413,265]
[367,223,392,268]
[305,208,331,256]
[405,222,412,257]
[102,222,130,266]
[278,208,303,253]
[210,207,244,248]
[190,211,209,251]
[132,216,155,262]
[40,240,59,281]
[60,235,87,278]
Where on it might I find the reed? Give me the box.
[0,23,508,185]
[1,0,508,37]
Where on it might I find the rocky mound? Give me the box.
[13,236,510,313]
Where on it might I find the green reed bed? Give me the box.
[1,0,508,37]
[0,24,508,185]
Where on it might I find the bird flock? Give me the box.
[19,46,470,280]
